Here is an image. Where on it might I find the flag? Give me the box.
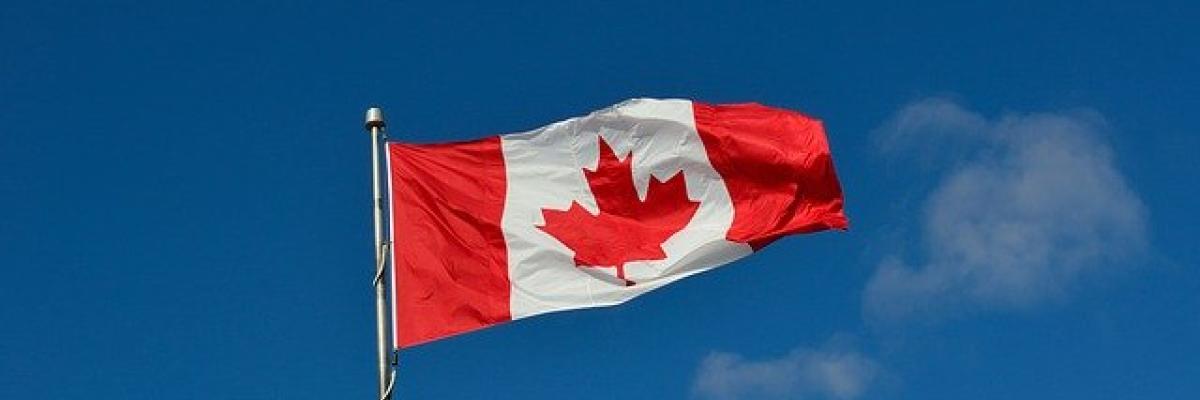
[387,98,847,347]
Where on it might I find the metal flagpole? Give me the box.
[365,107,395,400]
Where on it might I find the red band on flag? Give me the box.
[693,102,848,249]
[388,138,512,348]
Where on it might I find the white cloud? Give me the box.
[692,341,879,400]
[864,98,1148,322]
[873,97,990,159]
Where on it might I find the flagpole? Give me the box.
[365,107,394,400]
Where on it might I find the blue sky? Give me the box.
[2,1,1197,399]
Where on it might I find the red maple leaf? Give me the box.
[538,137,700,286]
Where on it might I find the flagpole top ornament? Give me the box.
[365,107,386,130]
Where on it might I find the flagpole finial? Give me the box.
[365,107,386,130]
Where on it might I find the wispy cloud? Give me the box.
[864,98,1148,322]
[692,339,879,400]
[873,97,991,164]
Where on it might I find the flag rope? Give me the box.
[373,242,391,288]
[378,370,396,400]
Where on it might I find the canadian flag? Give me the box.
[387,99,847,347]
